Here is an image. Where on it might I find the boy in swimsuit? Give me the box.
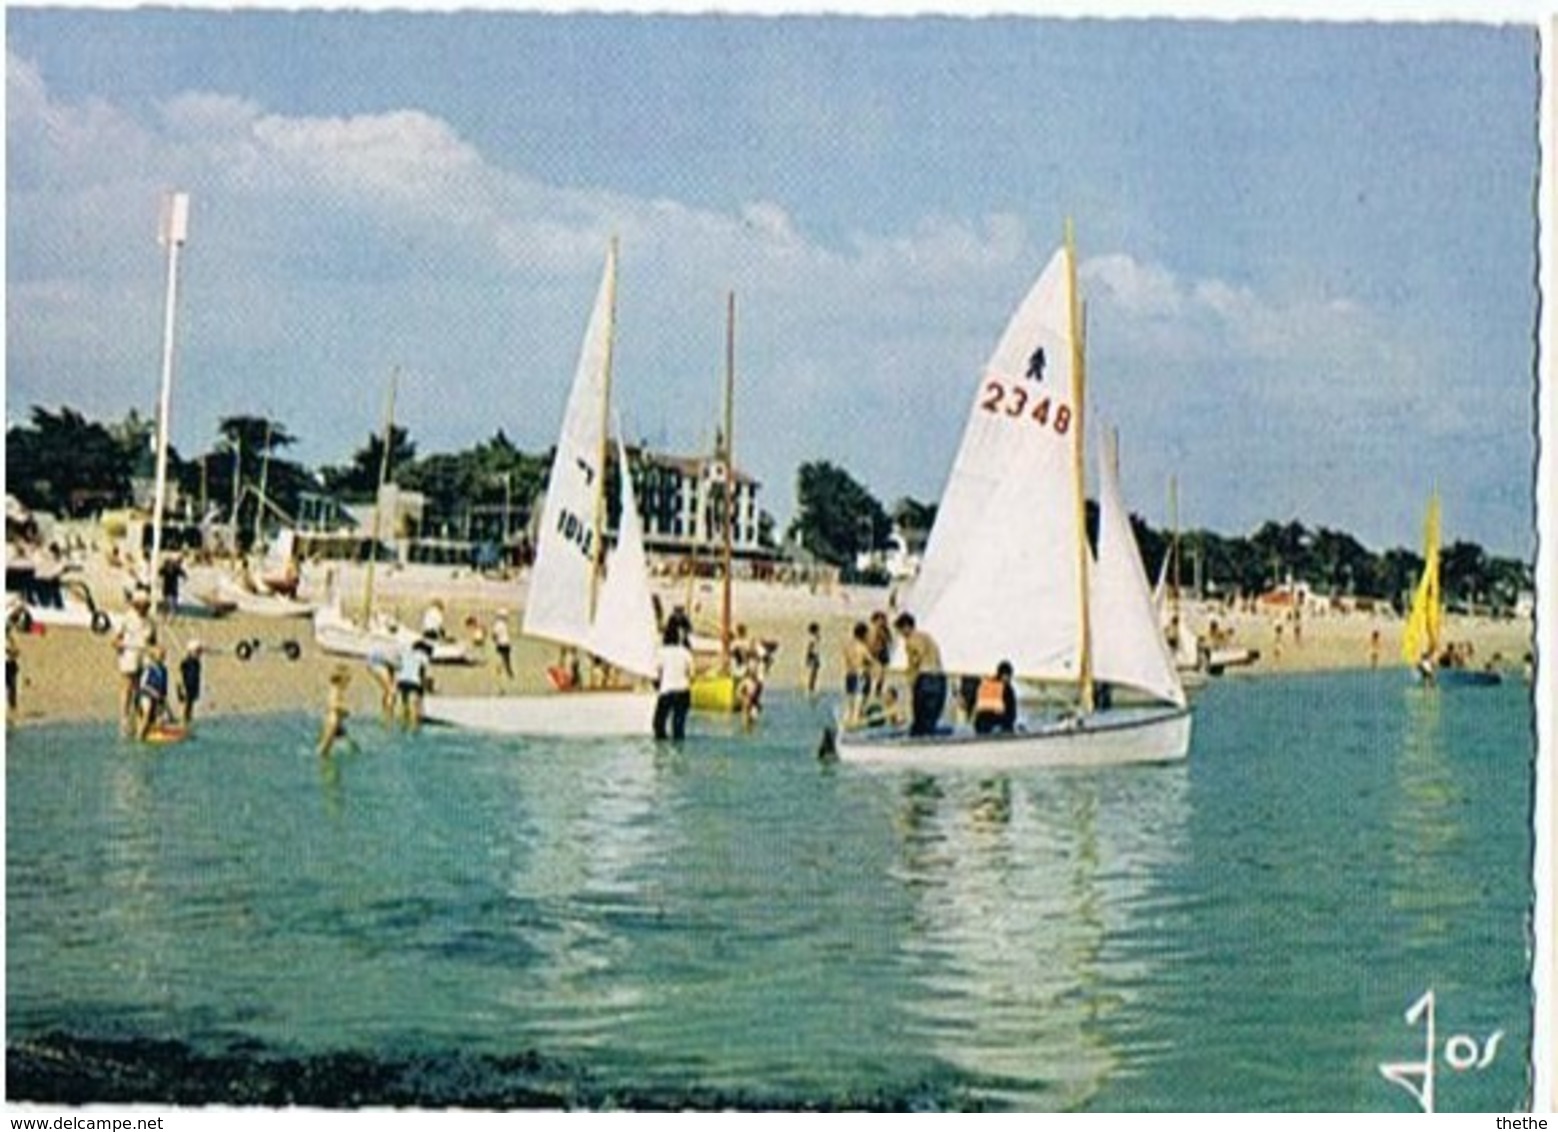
[136,645,172,741]
[317,666,355,758]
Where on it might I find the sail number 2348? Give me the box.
[979,380,1072,435]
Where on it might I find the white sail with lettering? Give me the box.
[423,244,659,737]
[522,246,619,654]
[835,229,1192,768]
[909,247,1085,682]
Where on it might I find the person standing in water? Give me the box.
[395,638,434,732]
[114,588,156,736]
[653,623,694,742]
[803,622,822,696]
[317,665,355,758]
[177,641,204,726]
[894,612,946,737]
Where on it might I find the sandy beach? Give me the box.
[4,555,1535,731]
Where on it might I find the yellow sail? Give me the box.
[1400,492,1442,665]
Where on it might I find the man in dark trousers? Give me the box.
[894,612,947,737]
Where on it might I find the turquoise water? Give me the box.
[6,671,1534,1110]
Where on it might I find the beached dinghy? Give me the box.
[423,243,659,737]
[831,228,1191,769]
[311,374,471,666]
[312,598,470,664]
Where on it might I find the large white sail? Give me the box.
[585,434,659,680]
[1090,433,1188,708]
[910,246,1085,681]
[522,247,617,652]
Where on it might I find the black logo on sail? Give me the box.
[1026,346,1046,382]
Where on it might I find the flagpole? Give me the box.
[149,191,190,602]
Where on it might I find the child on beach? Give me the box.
[365,648,397,721]
[861,687,905,729]
[396,638,434,732]
[317,665,355,758]
[804,622,821,695]
[843,621,876,726]
[6,620,18,717]
[135,645,173,741]
[492,609,513,682]
[177,641,203,725]
[865,611,892,696]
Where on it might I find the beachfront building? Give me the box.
[628,446,764,563]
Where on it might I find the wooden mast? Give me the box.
[363,368,398,622]
[1066,219,1095,714]
[1169,474,1182,624]
[588,237,620,621]
[719,291,736,671]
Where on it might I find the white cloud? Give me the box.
[7,46,1522,550]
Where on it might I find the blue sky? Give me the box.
[5,8,1541,555]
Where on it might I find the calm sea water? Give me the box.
[6,671,1535,1111]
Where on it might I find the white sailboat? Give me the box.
[833,228,1191,769]
[311,374,471,665]
[422,244,660,736]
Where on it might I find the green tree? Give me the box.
[787,461,890,567]
[6,406,133,515]
[1309,526,1374,596]
[399,431,547,540]
[174,416,312,546]
[1440,540,1490,609]
[891,496,938,540]
[320,425,417,500]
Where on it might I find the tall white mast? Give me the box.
[149,191,190,597]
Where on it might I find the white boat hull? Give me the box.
[421,690,656,737]
[1203,646,1259,674]
[233,592,314,619]
[7,599,116,634]
[832,705,1192,771]
[312,605,471,664]
[215,577,313,619]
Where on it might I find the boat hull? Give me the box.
[690,673,738,713]
[832,705,1192,771]
[312,606,471,665]
[1204,646,1260,675]
[421,690,656,737]
[215,577,313,619]
[173,595,238,619]
[1422,668,1504,688]
[232,593,314,619]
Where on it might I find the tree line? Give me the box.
[787,460,1533,615]
[5,405,546,549]
[5,405,1534,613]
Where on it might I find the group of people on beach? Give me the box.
[838,609,1018,739]
[648,605,776,741]
[109,586,203,742]
[317,632,438,757]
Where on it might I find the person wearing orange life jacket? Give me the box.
[971,660,1018,735]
